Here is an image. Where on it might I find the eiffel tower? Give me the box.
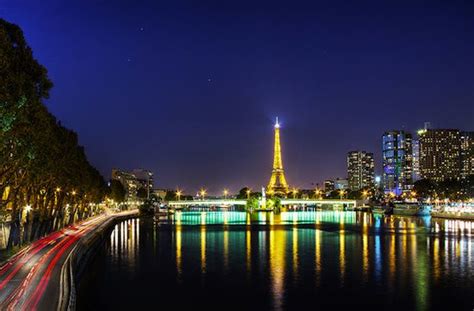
[267,117,289,196]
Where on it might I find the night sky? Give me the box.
[2,1,473,194]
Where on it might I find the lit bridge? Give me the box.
[167,199,357,209]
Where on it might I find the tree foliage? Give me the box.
[0,19,106,249]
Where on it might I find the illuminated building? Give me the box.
[412,139,420,181]
[347,151,374,191]
[419,129,461,181]
[267,117,289,195]
[461,131,474,178]
[324,180,335,193]
[112,168,154,201]
[132,169,154,198]
[111,169,139,201]
[334,178,348,190]
[382,130,413,195]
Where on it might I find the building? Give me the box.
[347,151,374,191]
[324,180,335,193]
[412,138,421,182]
[418,129,462,181]
[334,178,348,190]
[267,117,289,195]
[461,131,474,178]
[111,169,140,201]
[382,130,413,195]
[112,168,154,201]
[132,169,154,198]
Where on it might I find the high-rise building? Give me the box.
[267,117,289,195]
[334,178,348,190]
[111,169,139,201]
[112,168,154,201]
[412,139,421,182]
[347,151,374,191]
[382,130,413,195]
[132,169,154,198]
[418,129,461,181]
[460,131,474,178]
[324,180,335,193]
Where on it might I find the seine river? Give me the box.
[78,211,474,310]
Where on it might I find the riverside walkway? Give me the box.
[0,210,138,310]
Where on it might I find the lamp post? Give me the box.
[339,189,345,200]
[200,189,207,201]
[223,189,228,199]
[292,188,298,199]
[246,189,251,199]
[176,189,182,201]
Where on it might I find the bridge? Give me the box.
[167,198,357,209]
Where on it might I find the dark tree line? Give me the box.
[0,19,107,250]
[413,176,474,201]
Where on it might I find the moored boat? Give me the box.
[392,203,431,216]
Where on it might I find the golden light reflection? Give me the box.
[362,225,369,282]
[315,229,321,286]
[292,227,298,279]
[246,228,251,274]
[201,226,206,273]
[223,229,229,272]
[388,235,396,292]
[269,229,286,311]
[432,237,440,282]
[176,223,182,277]
[339,229,345,286]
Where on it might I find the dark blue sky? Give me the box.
[2,0,473,194]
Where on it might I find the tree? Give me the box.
[0,19,106,249]
[413,179,437,198]
[137,187,148,200]
[110,180,126,203]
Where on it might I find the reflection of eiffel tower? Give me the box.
[267,117,289,196]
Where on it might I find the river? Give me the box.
[78,211,474,310]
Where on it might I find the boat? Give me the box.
[392,203,431,216]
[372,205,393,216]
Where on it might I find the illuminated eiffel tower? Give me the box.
[267,117,289,196]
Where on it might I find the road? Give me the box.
[0,212,132,310]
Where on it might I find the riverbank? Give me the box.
[0,210,139,310]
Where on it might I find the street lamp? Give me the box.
[314,188,322,199]
[339,189,345,199]
[292,188,298,199]
[200,189,207,200]
[246,189,251,199]
[223,189,229,199]
[176,189,182,201]
[362,190,368,200]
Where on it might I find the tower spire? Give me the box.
[267,117,289,196]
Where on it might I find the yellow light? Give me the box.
[71,190,76,196]
[25,205,32,212]
[56,187,61,192]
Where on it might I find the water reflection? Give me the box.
[99,212,474,310]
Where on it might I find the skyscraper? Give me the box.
[461,131,474,178]
[382,130,413,195]
[419,129,461,181]
[267,117,289,195]
[347,151,374,191]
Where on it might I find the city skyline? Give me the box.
[2,1,473,192]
